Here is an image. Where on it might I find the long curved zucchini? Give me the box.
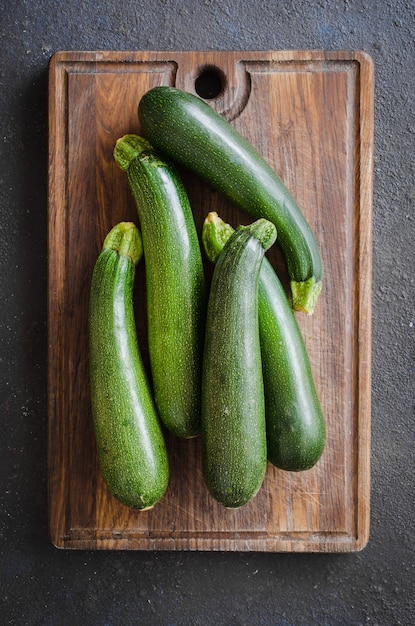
[202,218,277,508]
[138,86,323,314]
[114,135,205,438]
[89,222,169,510]
[202,213,326,471]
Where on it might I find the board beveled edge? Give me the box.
[353,49,374,554]
[52,529,367,553]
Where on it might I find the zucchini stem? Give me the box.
[113,135,154,171]
[290,277,322,315]
[239,218,277,252]
[102,222,143,266]
[201,212,234,263]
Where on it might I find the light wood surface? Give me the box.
[48,50,373,551]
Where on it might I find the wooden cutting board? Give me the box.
[48,50,373,551]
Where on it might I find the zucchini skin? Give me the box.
[114,135,206,438]
[259,260,326,470]
[202,213,326,471]
[89,222,169,510]
[201,219,277,508]
[138,86,323,314]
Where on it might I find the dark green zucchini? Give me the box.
[201,218,277,508]
[88,222,169,510]
[138,86,323,314]
[114,135,205,438]
[202,212,326,471]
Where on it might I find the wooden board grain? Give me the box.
[48,50,373,551]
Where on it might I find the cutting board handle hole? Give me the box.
[194,66,224,99]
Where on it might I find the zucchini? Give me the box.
[88,222,169,510]
[138,86,323,314]
[114,135,205,438]
[202,213,326,471]
[201,218,277,508]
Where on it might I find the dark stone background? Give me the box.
[1,1,414,624]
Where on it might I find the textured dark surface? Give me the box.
[1,1,414,624]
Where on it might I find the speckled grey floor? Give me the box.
[1,1,414,624]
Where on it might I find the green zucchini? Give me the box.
[88,222,169,510]
[201,218,277,508]
[138,86,323,314]
[202,213,326,471]
[114,135,205,438]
